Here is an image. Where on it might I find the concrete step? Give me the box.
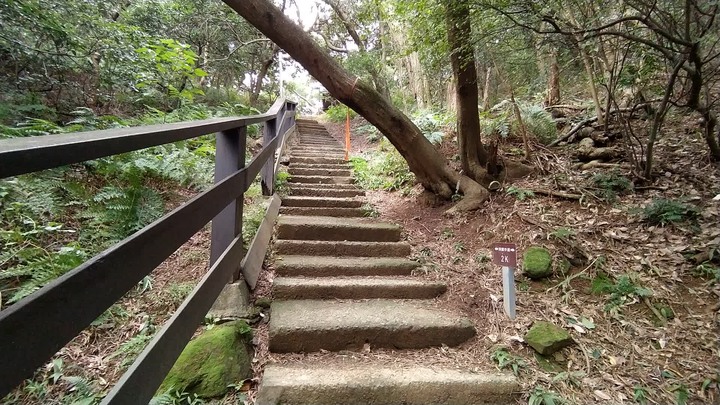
[257,364,519,405]
[268,300,476,352]
[274,240,411,257]
[281,196,363,208]
[292,148,344,154]
[273,277,446,299]
[293,144,343,149]
[296,136,335,141]
[291,154,346,160]
[279,206,366,217]
[274,255,418,277]
[289,163,351,170]
[289,183,360,190]
[289,187,364,198]
[292,157,346,165]
[277,215,401,242]
[288,175,354,185]
[289,167,351,177]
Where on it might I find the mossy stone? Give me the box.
[525,321,574,355]
[523,247,553,279]
[158,320,252,398]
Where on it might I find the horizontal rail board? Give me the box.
[0,165,250,396]
[0,96,297,399]
[0,116,272,179]
[102,234,245,404]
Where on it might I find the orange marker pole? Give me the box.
[345,107,351,161]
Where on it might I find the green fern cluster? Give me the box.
[480,101,557,144]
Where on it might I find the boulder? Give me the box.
[523,247,553,279]
[158,320,253,398]
[525,321,574,355]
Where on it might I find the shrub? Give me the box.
[591,170,633,202]
[324,103,355,123]
[480,101,557,144]
[350,141,414,191]
[641,198,699,226]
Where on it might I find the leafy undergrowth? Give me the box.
[323,116,720,405]
[0,106,271,404]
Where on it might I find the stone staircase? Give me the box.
[256,119,518,405]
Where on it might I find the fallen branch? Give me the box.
[531,188,583,200]
[544,104,591,111]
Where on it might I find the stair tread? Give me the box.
[257,363,518,405]
[269,299,476,352]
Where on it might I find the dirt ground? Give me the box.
[308,116,720,404]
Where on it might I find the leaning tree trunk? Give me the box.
[222,0,489,211]
[445,0,489,182]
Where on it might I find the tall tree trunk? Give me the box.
[445,0,489,182]
[546,49,560,105]
[249,45,279,107]
[481,67,492,111]
[223,0,490,211]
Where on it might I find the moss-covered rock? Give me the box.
[158,320,252,398]
[523,247,553,279]
[525,321,574,355]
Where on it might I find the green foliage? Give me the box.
[274,171,291,196]
[528,386,568,405]
[641,198,699,226]
[410,109,452,145]
[549,227,575,240]
[591,171,633,202]
[694,263,720,284]
[135,39,206,106]
[324,104,354,123]
[361,203,380,218]
[491,347,527,376]
[480,101,557,144]
[506,186,535,201]
[591,273,652,311]
[633,385,651,405]
[150,390,206,405]
[350,141,414,191]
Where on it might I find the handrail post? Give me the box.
[210,126,247,265]
[261,114,279,196]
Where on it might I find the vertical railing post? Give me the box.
[210,126,247,265]
[261,108,282,196]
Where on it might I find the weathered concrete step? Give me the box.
[289,187,364,198]
[257,364,519,405]
[273,277,446,299]
[289,183,360,190]
[279,206,366,217]
[281,196,363,208]
[290,151,345,159]
[289,167,351,177]
[292,157,346,165]
[289,163,351,170]
[292,148,344,154]
[274,240,410,257]
[288,175,354,185]
[269,300,476,352]
[277,215,401,242]
[274,255,418,277]
[297,137,339,145]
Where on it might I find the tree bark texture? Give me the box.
[445,0,489,182]
[222,0,489,210]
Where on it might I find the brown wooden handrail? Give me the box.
[0,98,297,403]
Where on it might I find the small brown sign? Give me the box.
[491,243,517,267]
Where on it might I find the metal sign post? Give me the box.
[491,243,518,319]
